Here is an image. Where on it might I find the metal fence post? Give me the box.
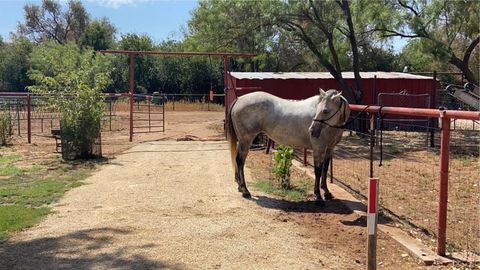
[27,94,31,144]
[367,112,378,270]
[148,97,151,132]
[437,111,450,256]
[430,71,437,148]
[16,102,20,136]
[129,54,134,142]
[367,177,379,270]
[109,98,112,131]
[369,112,375,177]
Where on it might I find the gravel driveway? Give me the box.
[0,141,353,270]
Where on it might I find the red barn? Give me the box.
[225,72,440,109]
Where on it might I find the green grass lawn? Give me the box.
[0,153,95,241]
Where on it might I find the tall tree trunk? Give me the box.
[450,37,479,85]
[337,0,363,104]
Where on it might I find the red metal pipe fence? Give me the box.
[4,90,479,256]
[286,104,480,256]
[348,104,479,256]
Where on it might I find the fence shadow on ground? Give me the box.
[0,227,184,270]
[253,195,363,215]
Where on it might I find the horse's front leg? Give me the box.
[314,161,325,207]
[321,154,333,200]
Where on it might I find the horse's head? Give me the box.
[309,88,350,138]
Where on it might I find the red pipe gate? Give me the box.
[99,50,256,142]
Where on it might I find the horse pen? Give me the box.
[0,90,479,268]
[322,106,478,260]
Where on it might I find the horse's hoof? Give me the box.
[242,192,252,199]
[324,192,334,200]
[315,199,325,207]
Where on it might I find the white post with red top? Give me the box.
[367,177,379,270]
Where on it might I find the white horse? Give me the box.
[227,89,350,206]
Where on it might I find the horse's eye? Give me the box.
[322,109,330,114]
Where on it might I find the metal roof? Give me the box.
[230,72,435,80]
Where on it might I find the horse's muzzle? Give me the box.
[309,123,322,138]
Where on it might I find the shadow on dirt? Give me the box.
[0,227,184,270]
[253,195,364,215]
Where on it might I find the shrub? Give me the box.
[28,42,112,159]
[273,144,294,189]
[0,112,12,146]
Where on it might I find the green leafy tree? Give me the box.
[358,45,399,72]
[185,0,311,72]
[0,37,33,91]
[155,40,223,95]
[80,18,116,50]
[274,0,365,102]
[367,0,479,85]
[28,42,112,159]
[18,0,89,44]
[187,0,369,103]
[111,33,160,93]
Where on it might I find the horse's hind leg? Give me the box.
[321,154,333,200]
[236,140,252,198]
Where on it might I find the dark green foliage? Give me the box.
[0,37,33,91]
[80,18,116,50]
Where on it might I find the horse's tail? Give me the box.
[227,104,237,170]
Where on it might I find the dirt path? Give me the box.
[0,141,349,269]
[1,140,435,270]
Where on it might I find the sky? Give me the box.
[0,0,198,43]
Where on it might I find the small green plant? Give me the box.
[0,112,12,146]
[273,144,294,189]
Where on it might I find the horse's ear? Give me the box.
[331,91,343,100]
[319,88,326,98]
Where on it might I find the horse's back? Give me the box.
[231,92,315,148]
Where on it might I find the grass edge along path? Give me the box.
[0,153,96,241]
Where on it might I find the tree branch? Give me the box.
[398,0,418,16]
[463,36,480,64]
[374,28,422,38]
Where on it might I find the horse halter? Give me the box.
[312,97,347,129]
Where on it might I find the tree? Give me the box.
[110,33,160,93]
[359,45,399,72]
[185,0,310,72]
[28,42,112,159]
[368,0,479,85]
[80,18,116,50]
[275,0,363,103]
[0,37,33,91]
[18,0,89,44]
